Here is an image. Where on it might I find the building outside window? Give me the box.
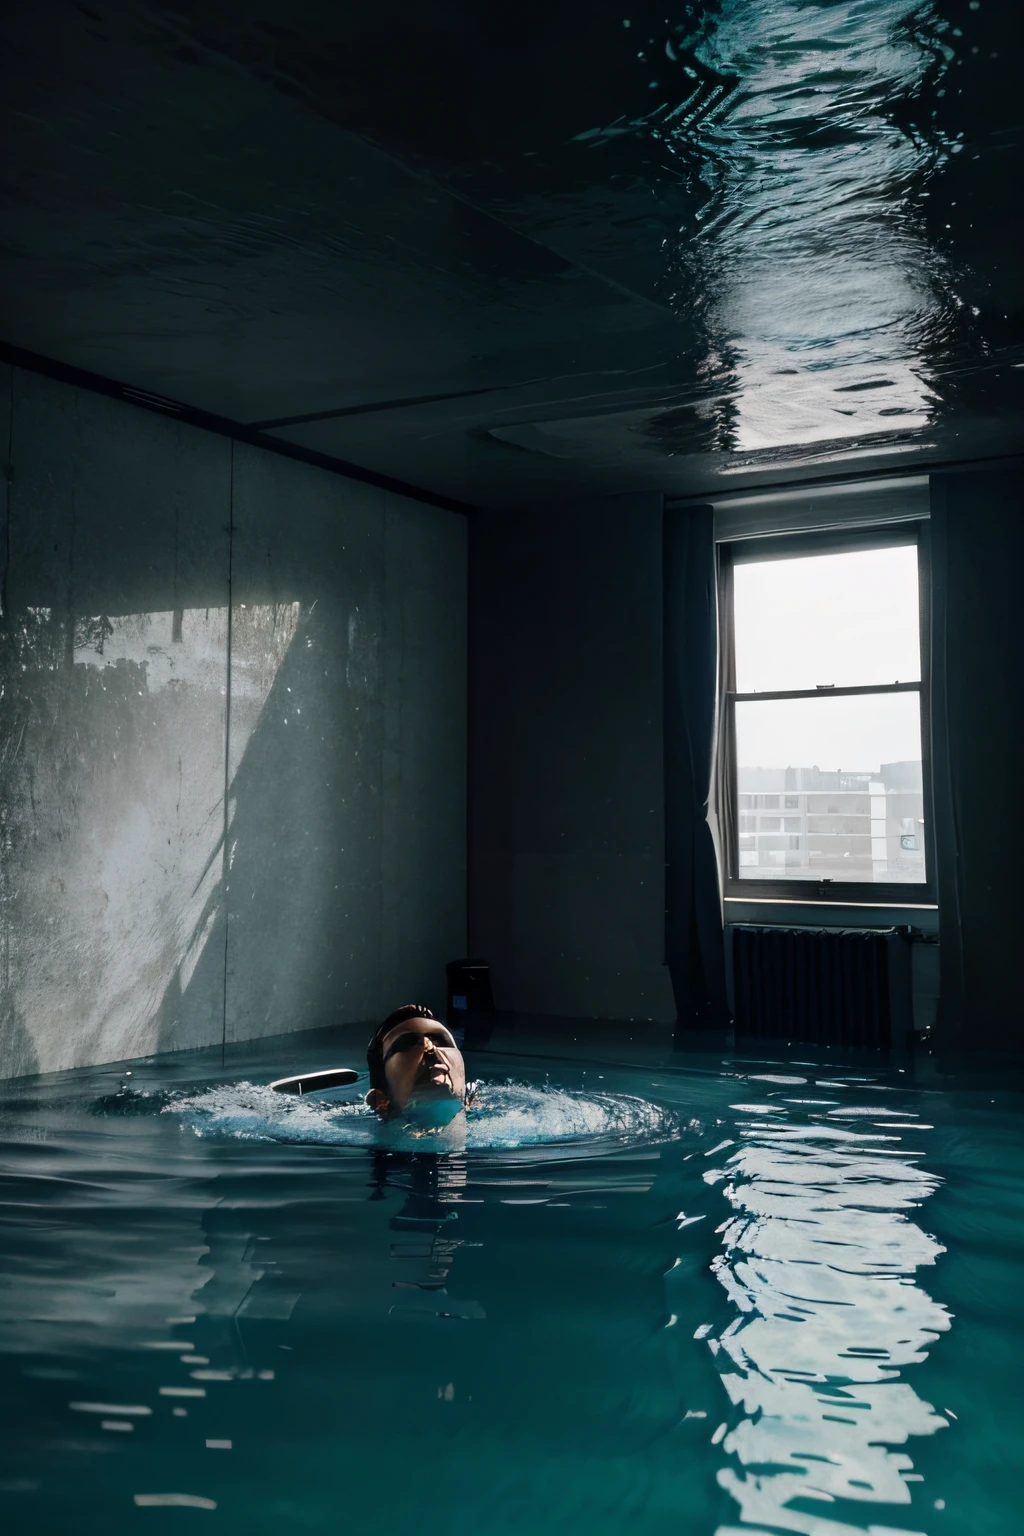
[717,525,932,902]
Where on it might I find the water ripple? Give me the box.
[702,1101,950,1534]
[607,1,968,455]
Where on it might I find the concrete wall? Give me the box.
[468,493,676,1023]
[0,365,466,1077]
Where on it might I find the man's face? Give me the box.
[379,1018,466,1112]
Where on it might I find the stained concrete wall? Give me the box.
[0,365,466,1077]
[468,493,676,1023]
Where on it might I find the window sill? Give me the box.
[724,895,938,934]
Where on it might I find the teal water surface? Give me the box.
[1,1036,1022,1535]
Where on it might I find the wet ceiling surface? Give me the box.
[1,0,1022,507]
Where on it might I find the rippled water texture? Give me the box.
[687,0,952,449]
[2,1045,1023,1534]
[575,0,1016,463]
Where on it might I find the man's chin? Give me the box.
[408,1086,459,1105]
[411,1074,456,1100]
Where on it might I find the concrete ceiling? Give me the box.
[2,0,1022,509]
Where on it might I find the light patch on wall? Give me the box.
[73,609,229,693]
[0,603,300,1074]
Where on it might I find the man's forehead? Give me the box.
[382,1017,454,1048]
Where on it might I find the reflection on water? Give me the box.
[703,1090,950,1534]
[3,1046,1022,1533]
[645,1,961,454]
[374,1151,487,1328]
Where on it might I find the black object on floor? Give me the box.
[446,958,496,1047]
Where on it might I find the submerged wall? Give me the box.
[0,365,467,1077]
[468,493,676,1023]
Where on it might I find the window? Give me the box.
[717,524,932,902]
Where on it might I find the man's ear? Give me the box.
[366,1087,390,1115]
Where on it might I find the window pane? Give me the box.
[734,691,926,884]
[733,544,920,692]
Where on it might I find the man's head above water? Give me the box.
[365,1005,467,1117]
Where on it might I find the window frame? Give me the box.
[716,520,935,905]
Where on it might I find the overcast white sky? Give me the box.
[733,544,923,772]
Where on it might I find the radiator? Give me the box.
[730,925,913,1049]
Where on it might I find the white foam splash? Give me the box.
[162,1079,679,1153]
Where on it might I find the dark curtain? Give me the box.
[663,502,730,1034]
[930,466,1024,1057]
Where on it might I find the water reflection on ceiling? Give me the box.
[591,0,964,457]
[1,2,1021,499]
[663,0,956,450]
[500,0,1021,482]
